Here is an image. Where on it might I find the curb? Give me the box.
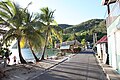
[27,54,76,80]
[45,57,68,71]
[95,55,110,80]
[45,54,76,71]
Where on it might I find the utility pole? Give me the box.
[73,29,76,46]
[93,32,97,46]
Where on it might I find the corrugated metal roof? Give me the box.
[61,40,81,46]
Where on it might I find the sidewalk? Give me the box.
[1,54,75,80]
[96,56,120,80]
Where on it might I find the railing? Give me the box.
[106,0,120,27]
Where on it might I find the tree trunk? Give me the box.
[29,42,40,62]
[3,58,7,68]
[41,30,49,60]
[41,43,47,60]
[17,38,27,64]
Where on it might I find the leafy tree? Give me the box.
[67,33,77,41]
[62,34,70,42]
[81,39,86,48]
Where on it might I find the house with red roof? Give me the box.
[96,36,108,64]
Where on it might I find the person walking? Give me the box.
[5,48,10,65]
[4,48,11,65]
[13,56,17,64]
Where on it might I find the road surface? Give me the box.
[30,50,107,80]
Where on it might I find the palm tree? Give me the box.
[0,0,27,63]
[22,9,45,62]
[39,7,62,60]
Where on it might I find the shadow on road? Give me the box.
[31,52,107,80]
[80,49,95,54]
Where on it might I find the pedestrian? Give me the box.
[13,56,17,64]
[47,55,49,59]
[5,48,10,65]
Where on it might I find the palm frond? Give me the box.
[3,28,17,40]
[24,2,32,11]
[51,28,62,43]
[2,34,18,45]
[0,1,13,16]
[26,31,45,50]
[52,20,58,26]
[0,10,11,19]
[48,34,52,44]
[6,0,16,15]
[0,29,6,35]
[0,17,10,26]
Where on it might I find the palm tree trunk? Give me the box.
[41,43,47,60]
[41,31,49,60]
[17,38,27,64]
[3,58,7,68]
[29,42,40,62]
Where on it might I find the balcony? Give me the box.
[106,1,120,27]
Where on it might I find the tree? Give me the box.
[0,0,27,63]
[67,32,77,41]
[81,39,86,49]
[39,7,62,60]
[22,9,45,62]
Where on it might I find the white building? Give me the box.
[102,0,120,73]
[96,36,108,64]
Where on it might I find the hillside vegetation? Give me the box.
[61,19,107,43]
[58,24,72,29]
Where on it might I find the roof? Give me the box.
[102,0,117,5]
[61,40,81,46]
[60,45,70,50]
[96,36,107,44]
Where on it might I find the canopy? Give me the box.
[96,36,107,44]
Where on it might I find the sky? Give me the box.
[12,0,107,25]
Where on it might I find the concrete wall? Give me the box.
[107,15,120,73]
[97,43,107,64]
[101,43,107,64]
[97,44,101,58]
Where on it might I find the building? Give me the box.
[55,40,81,53]
[96,36,108,64]
[102,0,120,73]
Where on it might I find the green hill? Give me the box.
[58,24,72,29]
[64,19,104,33]
[62,19,107,43]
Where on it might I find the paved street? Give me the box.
[31,50,107,80]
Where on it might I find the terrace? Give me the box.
[102,0,119,27]
[106,1,120,27]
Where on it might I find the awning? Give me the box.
[60,45,70,50]
[96,36,107,44]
